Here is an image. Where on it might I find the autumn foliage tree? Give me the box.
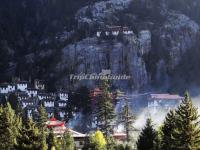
[89,130,107,150]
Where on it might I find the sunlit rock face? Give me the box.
[57,32,150,91]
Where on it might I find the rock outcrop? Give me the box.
[57,32,150,90]
[76,0,132,26]
[55,0,200,91]
[157,12,199,68]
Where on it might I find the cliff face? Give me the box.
[1,0,200,92]
[157,12,199,68]
[76,0,132,25]
[57,31,150,90]
[54,0,200,91]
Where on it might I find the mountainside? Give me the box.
[1,0,200,92]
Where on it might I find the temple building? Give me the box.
[0,78,68,120]
[96,25,133,37]
[46,117,86,150]
[148,94,183,113]
[16,81,28,92]
[34,79,45,90]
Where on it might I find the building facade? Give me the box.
[0,79,68,119]
[148,94,183,113]
[96,25,133,37]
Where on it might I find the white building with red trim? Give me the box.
[46,117,86,149]
[45,117,127,149]
[148,94,183,113]
[97,25,133,37]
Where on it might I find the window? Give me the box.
[79,141,84,146]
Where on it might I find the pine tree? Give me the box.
[106,136,117,150]
[171,92,200,150]
[154,128,161,150]
[95,80,116,139]
[37,105,48,150]
[48,129,58,150]
[125,144,132,150]
[41,129,48,150]
[38,105,48,130]
[120,97,135,142]
[61,130,74,150]
[136,118,157,150]
[0,103,21,150]
[15,118,41,150]
[161,110,176,150]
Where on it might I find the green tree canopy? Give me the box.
[0,103,21,150]
[61,130,74,150]
[48,129,58,150]
[15,118,41,150]
[136,118,158,150]
[95,80,116,139]
[120,97,135,142]
[161,110,176,150]
[171,92,200,150]
[37,105,48,130]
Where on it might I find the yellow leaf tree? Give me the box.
[89,130,106,150]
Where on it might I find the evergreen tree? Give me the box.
[61,130,74,150]
[120,97,135,142]
[38,105,48,130]
[117,144,125,150]
[48,129,58,150]
[16,103,24,117]
[136,118,157,150]
[106,136,117,150]
[41,130,48,150]
[171,92,200,150]
[15,118,41,150]
[161,110,176,150]
[95,80,116,139]
[0,103,21,150]
[154,128,161,150]
[37,105,48,150]
[125,144,132,150]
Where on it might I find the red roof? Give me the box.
[112,133,127,141]
[49,117,57,121]
[150,94,183,100]
[46,117,65,128]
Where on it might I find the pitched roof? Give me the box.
[68,129,86,138]
[46,117,65,127]
[150,94,183,100]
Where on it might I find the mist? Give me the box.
[134,108,167,130]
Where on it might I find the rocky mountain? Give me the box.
[1,0,200,92]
